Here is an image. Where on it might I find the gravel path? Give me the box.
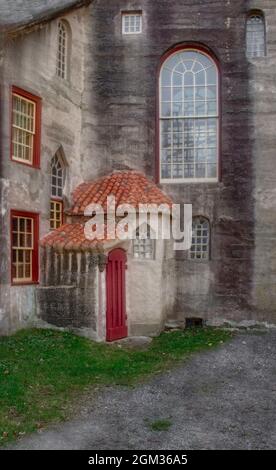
[9,330,276,450]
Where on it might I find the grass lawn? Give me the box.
[0,327,232,445]
[147,418,173,432]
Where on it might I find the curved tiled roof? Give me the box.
[70,170,173,215]
[40,223,123,251]
[41,171,172,251]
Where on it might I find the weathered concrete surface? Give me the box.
[1,0,276,335]
[8,330,276,450]
[84,0,276,324]
[0,7,88,333]
[37,250,99,334]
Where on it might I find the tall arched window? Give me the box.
[160,48,219,182]
[50,152,65,230]
[189,216,210,261]
[246,13,266,59]
[56,20,69,79]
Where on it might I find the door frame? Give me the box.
[106,248,128,342]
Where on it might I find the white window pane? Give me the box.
[184,72,194,86]
[122,14,142,34]
[184,164,194,178]
[189,217,210,261]
[184,87,194,100]
[56,21,68,79]
[162,120,172,133]
[160,50,218,181]
[161,149,172,163]
[161,69,172,86]
[195,71,205,86]
[12,94,35,164]
[195,87,205,100]
[162,87,171,101]
[246,15,266,58]
[133,229,154,259]
[161,102,171,117]
[162,165,171,179]
[173,73,182,86]
[173,87,182,101]
[51,154,64,197]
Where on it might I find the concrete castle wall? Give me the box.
[83,0,276,325]
[37,249,99,339]
[1,0,276,335]
[0,8,89,333]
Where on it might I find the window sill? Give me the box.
[11,158,40,170]
[11,281,39,287]
[186,259,210,264]
[160,178,218,184]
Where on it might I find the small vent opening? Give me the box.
[185,317,203,328]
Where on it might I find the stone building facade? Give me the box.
[0,0,276,339]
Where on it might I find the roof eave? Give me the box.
[1,0,92,38]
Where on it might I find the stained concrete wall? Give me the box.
[124,213,175,336]
[1,0,276,335]
[0,8,89,333]
[37,248,99,339]
[250,3,276,323]
[83,0,276,325]
[126,239,171,336]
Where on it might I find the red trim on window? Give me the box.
[10,86,42,169]
[155,43,222,184]
[10,210,39,286]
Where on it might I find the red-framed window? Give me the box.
[158,45,220,183]
[11,86,41,168]
[50,199,63,230]
[11,210,39,285]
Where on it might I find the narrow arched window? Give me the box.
[160,48,219,182]
[246,13,266,58]
[133,224,155,260]
[50,153,65,230]
[51,154,64,198]
[189,216,210,261]
[56,20,69,79]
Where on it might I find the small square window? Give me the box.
[122,13,142,35]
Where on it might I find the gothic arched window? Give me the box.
[160,48,219,182]
[51,153,64,198]
[246,13,266,59]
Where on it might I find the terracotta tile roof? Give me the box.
[41,171,172,251]
[40,223,125,251]
[69,171,173,215]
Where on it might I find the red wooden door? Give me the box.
[106,249,127,342]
